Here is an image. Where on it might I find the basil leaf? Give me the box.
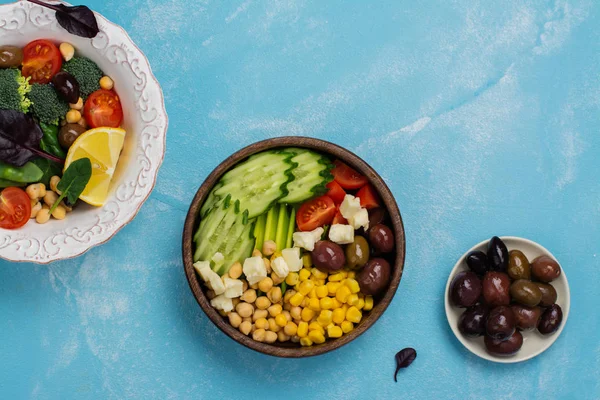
[27,0,99,38]
[31,158,62,187]
[49,158,91,213]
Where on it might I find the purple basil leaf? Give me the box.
[0,110,44,167]
[27,0,99,38]
[394,348,417,382]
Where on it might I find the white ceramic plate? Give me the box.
[445,237,570,363]
[0,1,167,263]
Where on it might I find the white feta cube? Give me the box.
[194,261,225,295]
[329,224,355,244]
[193,261,212,282]
[311,227,324,242]
[272,256,290,278]
[223,277,244,298]
[210,294,233,312]
[282,248,302,272]
[293,231,316,251]
[243,256,267,285]
[339,195,362,220]
[349,208,369,231]
[208,273,226,295]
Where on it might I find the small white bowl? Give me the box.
[445,236,570,363]
[0,2,167,263]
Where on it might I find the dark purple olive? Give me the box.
[487,236,508,272]
[367,224,394,253]
[466,251,489,276]
[535,282,558,307]
[510,279,542,307]
[511,304,542,331]
[486,306,516,341]
[450,271,482,308]
[312,241,345,272]
[356,258,391,296]
[482,271,511,306]
[52,71,80,104]
[367,207,386,228]
[458,304,489,337]
[485,330,523,356]
[531,255,561,283]
[538,304,563,335]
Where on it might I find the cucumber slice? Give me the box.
[216,222,255,275]
[194,202,238,262]
[278,149,333,204]
[275,204,289,251]
[285,207,296,249]
[193,203,228,256]
[200,182,223,218]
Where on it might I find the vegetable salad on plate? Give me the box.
[0,38,126,229]
[193,149,396,346]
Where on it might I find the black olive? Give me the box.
[52,71,81,104]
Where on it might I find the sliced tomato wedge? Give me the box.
[331,160,368,190]
[326,180,346,205]
[0,187,31,229]
[22,39,62,84]
[356,184,380,209]
[296,195,336,231]
[84,89,124,128]
[332,210,348,225]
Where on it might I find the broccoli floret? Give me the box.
[28,84,69,125]
[0,68,32,113]
[62,56,103,99]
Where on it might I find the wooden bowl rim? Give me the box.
[182,136,406,358]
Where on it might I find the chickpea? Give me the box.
[239,321,252,335]
[262,240,277,256]
[250,282,258,290]
[25,183,46,200]
[59,42,74,61]
[284,289,297,304]
[43,191,58,207]
[99,76,114,90]
[66,109,82,124]
[282,310,292,322]
[235,302,254,318]
[258,277,273,293]
[30,202,42,219]
[50,176,61,193]
[277,331,290,342]
[255,317,268,330]
[264,331,278,343]
[290,335,300,343]
[242,317,252,323]
[69,97,84,110]
[252,328,266,342]
[284,321,298,336]
[61,201,73,213]
[263,258,272,274]
[282,302,291,311]
[255,296,271,310]
[35,208,51,224]
[240,289,257,303]
[267,287,282,304]
[290,306,302,321]
[252,249,262,258]
[51,205,67,220]
[231,298,240,308]
[267,304,282,317]
[228,312,242,328]
[228,262,242,279]
[271,272,284,285]
[267,318,281,332]
[252,309,268,322]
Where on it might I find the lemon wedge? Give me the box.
[64,127,125,206]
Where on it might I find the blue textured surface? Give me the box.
[1,0,599,399]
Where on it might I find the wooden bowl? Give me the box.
[182,137,406,357]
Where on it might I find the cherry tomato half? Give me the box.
[0,187,31,229]
[331,160,368,190]
[356,184,380,209]
[332,210,348,225]
[22,39,62,84]
[326,180,346,205]
[296,195,336,231]
[84,89,124,128]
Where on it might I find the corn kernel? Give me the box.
[308,322,324,334]
[332,308,345,324]
[328,272,346,282]
[315,286,329,298]
[283,289,296,304]
[314,279,326,286]
[308,297,321,312]
[327,325,343,338]
[289,292,304,307]
[341,321,354,333]
[275,314,287,327]
[346,293,359,306]
[302,253,312,268]
[285,272,299,286]
[301,297,310,308]
[301,308,315,322]
[308,287,318,299]
[347,271,356,279]
[308,330,326,344]
[317,310,333,326]
[297,321,309,337]
[364,296,374,311]
[356,298,365,310]
[284,321,298,336]
[311,268,327,280]
[346,278,361,294]
[319,297,334,310]
[336,285,352,303]
[298,268,311,281]
[298,280,314,296]
[300,337,313,346]
[326,282,341,296]
[346,306,362,323]
[331,299,342,309]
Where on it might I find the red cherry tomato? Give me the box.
[332,210,348,225]
[356,184,380,209]
[296,195,336,231]
[22,39,62,84]
[326,180,346,205]
[0,187,31,229]
[84,89,124,128]
[331,160,368,190]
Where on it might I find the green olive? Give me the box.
[507,250,530,280]
[0,46,23,68]
[510,279,542,307]
[345,235,370,270]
